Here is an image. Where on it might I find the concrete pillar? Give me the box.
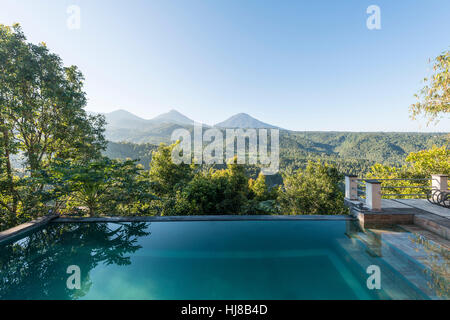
[366,180,382,211]
[345,175,358,200]
[431,174,448,191]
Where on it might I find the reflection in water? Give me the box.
[345,222,449,299]
[0,222,150,300]
[408,234,450,298]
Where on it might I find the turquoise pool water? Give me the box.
[0,220,448,300]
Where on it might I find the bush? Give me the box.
[279,161,348,215]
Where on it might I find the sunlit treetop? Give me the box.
[411,50,450,124]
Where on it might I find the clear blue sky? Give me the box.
[1,0,449,131]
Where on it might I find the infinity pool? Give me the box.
[0,220,448,299]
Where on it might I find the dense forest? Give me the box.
[106,131,447,176]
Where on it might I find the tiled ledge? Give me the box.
[0,214,59,244]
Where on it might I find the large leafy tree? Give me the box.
[148,142,193,197]
[0,24,105,172]
[168,159,251,215]
[0,24,105,227]
[246,173,279,214]
[279,161,348,215]
[411,50,450,124]
[248,173,276,202]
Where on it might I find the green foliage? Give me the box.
[157,158,251,215]
[278,161,348,215]
[404,145,450,176]
[0,173,57,227]
[0,24,105,170]
[148,142,193,197]
[367,145,449,198]
[411,50,450,124]
[145,150,282,216]
[0,24,105,228]
[246,173,280,214]
[103,131,447,179]
[280,131,447,175]
[249,173,272,201]
[0,24,106,229]
[47,158,157,216]
[105,141,157,169]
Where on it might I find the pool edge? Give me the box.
[53,214,355,223]
[0,214,59,244]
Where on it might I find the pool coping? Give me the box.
[53,214,355,223]
[0,214,354,243]
[0,214,59,244]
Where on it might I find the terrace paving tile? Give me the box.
[394,199,450,219]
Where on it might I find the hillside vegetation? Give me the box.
[105,131,447,175]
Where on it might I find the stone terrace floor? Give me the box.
[392,199,450,219]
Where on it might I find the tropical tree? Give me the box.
[0,24,106,227]
[0,24,105,171]
[411,50,450,124]
[246,172,279,214]
[248,173,276,201]
[148,142,193,197]
[210,159,250,214]
[279,161,348,215]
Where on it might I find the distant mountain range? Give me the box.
[90,109,282,143]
